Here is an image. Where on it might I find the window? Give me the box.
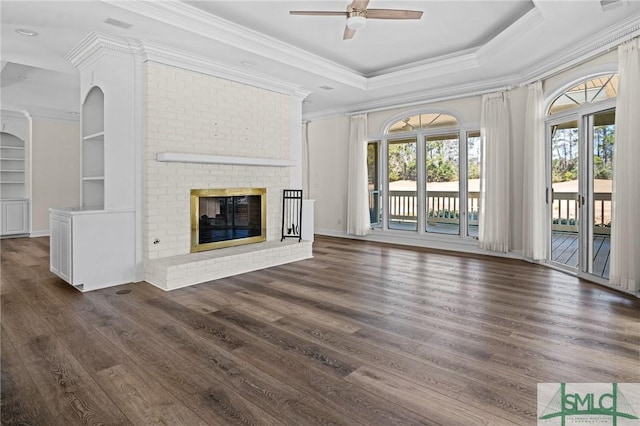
[388,137,417,231]
[425,133,460,235]
[546,73,617,280]
[467,131,481,238]
[548,74,618,115]
[388,113,458,133]
[371,111,478,240]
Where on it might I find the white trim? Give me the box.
[544,65,619,112]
[520,11,640,85]
[156,152,295,167]
[367,50,480,90]
[379,107,465,135]
[139,41,312,97]
[102,0,367,89]
[314,228,525,260]
[66,32,312,98]
[305,12,639,121]
[311,79,516,120]
[476,8,545,64]
[30,230,50,238]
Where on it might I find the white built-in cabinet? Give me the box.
[50,208,135,291]
[1,200,29,235]
[1,112,30,236]
[50,38,140,290]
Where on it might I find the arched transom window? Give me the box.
[548,73,618,115]
[388,113,459,134]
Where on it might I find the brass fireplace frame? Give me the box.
[190,188,267,253]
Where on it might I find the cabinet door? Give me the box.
[1,200,28,235]
[50,214,72,283]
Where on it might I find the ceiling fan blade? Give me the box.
[289,11,347,16]
[343,26,356,40]
[366,9,423,19]
[351,0,370,11]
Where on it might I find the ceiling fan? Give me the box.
[289,0,423,40]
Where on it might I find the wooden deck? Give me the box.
[2,236,637,425]
[552,232,610,278]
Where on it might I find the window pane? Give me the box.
[387,113,459,134]
[550,120,579,269]
[425,133,459,235]
[388,138,417,231]
[420,114,458,130]
[591,110,614,279]
[548,74,618,115]
[467,131,481,238]
[388,116,420,134]
[367,142,380,227]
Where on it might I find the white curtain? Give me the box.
[610,37,640,295]
[479,92,511,252]
[522,81,547,260]
[347,114,371,236]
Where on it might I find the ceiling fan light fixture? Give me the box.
[346,15,366,30]
[15,28,38,37]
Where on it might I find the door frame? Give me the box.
[544,98,616,284]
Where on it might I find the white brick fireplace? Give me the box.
[143,62,312,290]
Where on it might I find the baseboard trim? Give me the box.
[30,230,50,238]
[314,228,525,261]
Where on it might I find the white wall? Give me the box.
[31,117,81,234]
[307,116,350,233]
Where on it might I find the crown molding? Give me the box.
[476,7,545,64]
[2,106,78,122]
[0,109,30,120]
[65,31,138,69]
[304,11,640,120]
[136,39,312,97]
[519,10,640,84]
[103,0,367,90]
[367,49,480,90]
[66,32,312,98]
[303,75,519,120]
[26,108,80,122]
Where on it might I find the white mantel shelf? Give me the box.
[156,152,295,167]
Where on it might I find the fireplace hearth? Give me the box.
[191,188,266,252]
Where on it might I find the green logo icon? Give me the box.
[539,383,639,425]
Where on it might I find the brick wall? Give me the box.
[143,62,291,260]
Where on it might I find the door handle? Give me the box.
[546,187,554,204]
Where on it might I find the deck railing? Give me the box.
[376,190,611,234]
[552,191,611,235]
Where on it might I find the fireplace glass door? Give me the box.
[191,188,266,252]
[199,195,262,244]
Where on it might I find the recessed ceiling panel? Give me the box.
[185,0,534,75]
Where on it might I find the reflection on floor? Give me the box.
[386,221,610,279]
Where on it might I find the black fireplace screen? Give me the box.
[198,195,262,244]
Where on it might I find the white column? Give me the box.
[289,89,310,190]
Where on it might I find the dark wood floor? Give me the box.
[1,236,639,425]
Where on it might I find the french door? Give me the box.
[547,107,615,281]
